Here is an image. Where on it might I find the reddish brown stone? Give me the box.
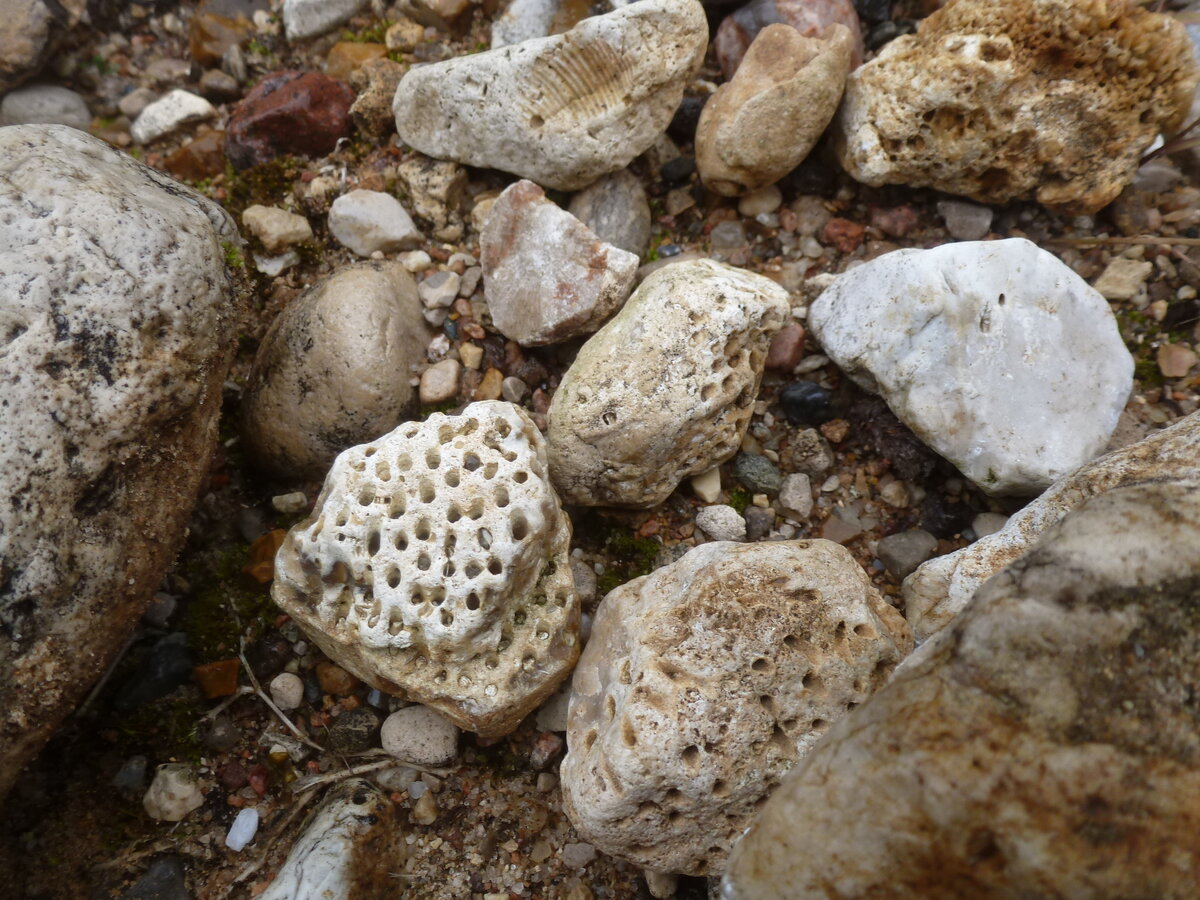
[715,0,863,79]
[766,321,806,371]
[193,658,241,699]
[869,205,919,238]
[225,70,356,170]
[821,217,866,254]
[164,129,227,182]
[316,661,360,696]
[190,13,253,65]
[243,528,286,584]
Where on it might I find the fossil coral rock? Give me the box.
[834,0,1200,212]
[809,239,1133,496]
[723,481,1200,899]
[547,259,789,507]
[273,402,580,737]
[0,125,240,801]
[697,24,853,196]
[713,0,862,79]
[904,411,1200,641]
[241,262,432,480]
[562,541,912,876]
[481,179,639,346]
[392,0,708,190]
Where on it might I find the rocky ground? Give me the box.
[1,0,1199,899]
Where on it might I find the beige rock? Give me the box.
[1,0,86,94]
[1092,257,1153,302]
[392,0,708,190]
[834,0,1200,213]
[143,764,205,822]
[349,58,407,138]
[419,358,461,405]
[724,480,1200,899]
[241,262,432,480]
[697,24,853,196]
[548,259,788,507]
[272,402,580,737]
[562,540,911,876]
[241,205,313,253]
[395,155,467,242]
[903,411,1200,641]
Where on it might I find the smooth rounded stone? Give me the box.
[272,402,580,737]
[241,262,431,480]
[121,855,190,900]
[419,358,461,405]
[328,190,423,257]
[936,199,992,241]
[904,410,1200,642]
[834,0,1200,213]
[875,528,938,579]
[269,672,305,709]
[737,184,782,218]
[0,0,85,95]
[777,473,812,520]
[970,511,1007,539]
[724,481,1200,900]
[809,239,1133,496]
[381,705,460,766]
[548,259,789,507]
[0,125,239,801]
[225,807,260,852]
[0,84,90,129]
[698,24,854,196]
[713,0,862,78]
[778,380,832,426]
[392,0,708,191]
[1159,343,1199,378]
[568,169,652,259]
[130,90,216,144]
[199,68,241,101]
[283,0,368,40]
[482,180,638,346]
[143,764,205,822]
[562,540,912,876]
[695,504,747,542]
[327,707,381,752]
[241,205,312,253]
[225,70,356,170]
[731,452,781,494]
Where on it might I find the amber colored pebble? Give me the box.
[243,528,287,584]
[316,661,359,696]
[325,42,388,80]
[193,658,241,698]
[164,130,227,182]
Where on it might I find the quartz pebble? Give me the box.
[328,190,423,257]
[241,205,313,253]
[936,199,992,240]
[418,356,460,404]
[225,807,259,852]
[418,270,460,309]
[694,504,747,542]
[690,467,722,504]
[381,705,460,766]
[970,512,1008,539]
[143,764,205,822]
[777,473,813,520]
[131,89,215,143]
[269,672,305,710]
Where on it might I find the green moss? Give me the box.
[342,20,390,43]
[222,156,303,218]
[596,530,660,596]
[1134,356,1166,387]
[221,240,245,270]
[421,400,460,419]
[117,694,205,764]
[726,486,751,514]
[181,543,274,663]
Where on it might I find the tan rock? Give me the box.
[835,0,1200,213]
[697,24,853,196]
[724,480,1200,899]
[272,402,580,737]
[395,155,467,242]
[241,204,313,253]
[349,58,407,138]
[562,540,912,876]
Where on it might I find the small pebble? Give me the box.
[381,705,460,766]
[695,504,747,542]
[316,661,358,695]
[143,764,205,822]
[225,807,260,852]
[501,375,529,404]
[327,708,381,752]
[779,381,834,426]
[778,473,813,520]
[690,467,722,503]
[937,200,993,241]
[876,529,939,579]
[537,772,558,792]
[738,184,782,218]
[732,452,781,494]
[272,491,308,514]
[971,512,1009,539]
[458,343,484,370]
[744,506,775,542]
[419,358,461,405]
[562,842,597,869]
[1158,343,1198,378]
[269,672,305,710]
[411,790,439,825]
[418,270,460,309]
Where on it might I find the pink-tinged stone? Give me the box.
[714,0,863,80]
[481,180,639,347]
[225,70,356,170]
[869,204,919,238]
[766,321,806,370]
[1158,343,1198,379]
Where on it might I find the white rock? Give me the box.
[254,250,300,277]
[392,0,708,190]
[694,504,746,542]
[270,672,305,710]
[970,511,1008,538]
[936,199,992,240]
[548,259,789,507]
[225,807,260,852]
[143,764,205,821]
[419,358,460,405]
[328,190,423,257]
[777,473,812,520]
[690,467,722,504]
[0,84,90,129]
[567,167,652,259]
[130,89,215,144]
[417,270,460,309]
[534,682,571,732]
[809,239,1133,495]
[381,705,460,766]
[242,205,313,253]
[490,0,558,48]
[272,402,580,737]
[282,0,368,40]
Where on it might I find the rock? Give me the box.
[876,529,938,579]
[164,130,227,182]
[765,322,805,371]
[0,84,89,129]
[548,259,789,507]
[113,755,149,796]
[241,262,430,479]
[118,87,158,120]
[392,0,708,190]
[782,428,834,477]
[809,239,1133,495]
[0,0,85,95]
[348,58,406,138]
[697,24,854,196]
[731,453,781,495]
[225,70,356,170]
[200,68,241,101]
[567,169,653,259]
[269,672,305,709]
[562,540,912,876]
[0,125,240,800]
[316,661,360,696]
[562,842,597,869]
[777,473,812,520]
[328,190,423,257]
[695,505,747,542]
[1158,342,1198,378]
[418,271,460,311]
[113,632,194,710]
[724,480,1200,899]
[394,155,467,240]
[501,376,529,405]
[241,205,312,253]
[144,764,205,822]
[743,506,775,541]
[690,467,722,504]
[272,402,580,737]
[936,199,992,241]
[490,0,614,48]
[283,0,368,40]
[325,41,388,81]
[904,411,1200,641]
[535,683,571,732]
[570,559,597,606]
[121,856,190,900]
[778,381,833,426]
[225,807,259,852]
[327,707,381,752]
[386,17,425,52]
[970,511,1007,539]
[713,0,863,78]
[399,0,472,30]
[189,2,259,66]
[380,705,460,766]
[419,358,461,405]
[834,0,1200,213]
[738,185,783,218]
[131,90,216,144]
[1093,257,1154,302]
[201,716,241,752]
[481,180,639,346]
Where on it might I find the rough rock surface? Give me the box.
[0,0,86,94]
[834,0,1200,212]
[697,24,853,196]
[481,180,639,346]
[723,481,1200,899]
[392,0,708,190]
[381,705,460,766]
[240,261,431,480]
[327,190,423,257]
[904,410,1200,641]
[273,402,580,737]
[713,0,862,78]
[225,70,356,170]
[563,541,912,876]
[282,0,369,41]
[809,239,1133,495]
[548,259,789,507]
[0,125,239,801]
[567,168,652,259]
[0,84,90,129]
[143,764,205,822]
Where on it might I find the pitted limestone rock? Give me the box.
[562,540,912,877]
[548,259,789,507]
[273,402,580,737]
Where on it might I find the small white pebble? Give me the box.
[271,491,307,514]
[269,672,304,710]
[225,807,259,852]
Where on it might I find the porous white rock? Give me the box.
[328,190,423,257]
[283,0,368,40]
[481,180,639,346]
[694,505,746,542]
[0,84,90,129]
[809,239,1133,495]
[548,259,789,507]
[392,0,708,190]
[241,205,313,254]
[143,764,205,822]
[563,540,912,876]
[904,410,1200,641]
[241,262,431,480]
[131,89,216,144]
[381,705,460,766]
[273,402,580,737]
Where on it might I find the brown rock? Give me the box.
[765,321,805,371]
[193,659,241,699]
[475,366,504,401]
[225,70,356,170]
[189,11,254,66]
[714,0,862,79]
[1158,342,1198,378]
[316,662,360,696]
[349,58,406,138]
[325,42,388,81]
[820,216,864,253]
[243,529,287,584]
[1,0,87,94]
[163,129,227,182]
